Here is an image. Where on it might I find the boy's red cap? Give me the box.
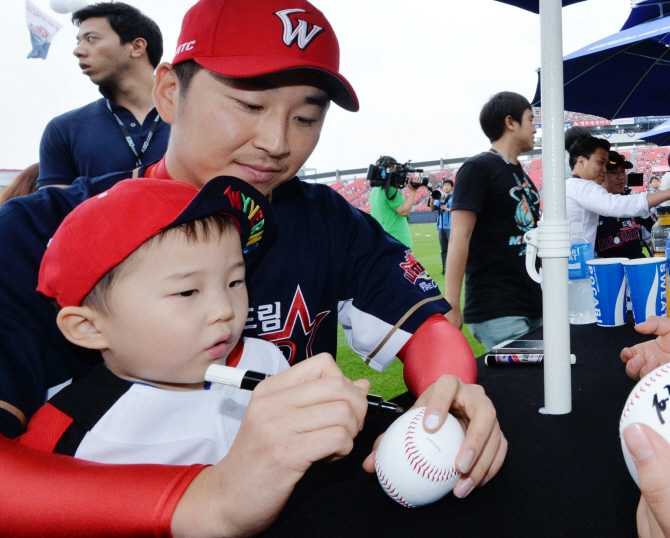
[38,177,274,308]
[172,0,359,112]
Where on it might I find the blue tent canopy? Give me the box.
[638,118,670,146]
[533,14,670,119]
[564,14,670,60]
[494,0,585,14]
[622,0,670,31]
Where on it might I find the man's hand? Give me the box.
[445,305,464,330]
[172,353,369,538]
[621,317,670,380]
[623,424,670,538]
[407,178,422,191]
[362,375,506,499]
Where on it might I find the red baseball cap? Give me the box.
[38,177,274,308]
[172,0,359,112]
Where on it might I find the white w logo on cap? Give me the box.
[274,9,324,50]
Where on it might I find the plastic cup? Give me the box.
[586,258,628,327]
[622,258,668,323]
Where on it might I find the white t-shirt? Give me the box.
[660,172,670,208]
[73,337,289,465]
[566,176,650,247]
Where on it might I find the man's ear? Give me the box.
[56,306,109,351]
[127,37,148,60]
[153,62,178,124]
[504,115,518,132]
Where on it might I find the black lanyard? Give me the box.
[106,99,160,167]
[489,148,541,222]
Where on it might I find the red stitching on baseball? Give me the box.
[375,457,413,507]
[401,408,458,484]
[376,408,462,508]
[622,365,670,423]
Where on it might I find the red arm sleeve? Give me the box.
[398,313,477,396]
[0,434,205,538]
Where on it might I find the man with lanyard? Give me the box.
[37,3,169,188]
[0,1,506,536]
[445,91,542,351]
[595,151,654,259]
[431,179,453,275]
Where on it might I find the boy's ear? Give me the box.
[56,306,109,350]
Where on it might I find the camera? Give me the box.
[622,172,644,196]
[367,156,425,190]
[430,189,450,203]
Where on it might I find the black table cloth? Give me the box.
[261,320,650,538]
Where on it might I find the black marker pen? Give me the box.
[205,364,405,415]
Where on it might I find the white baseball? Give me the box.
[620,363,670,486]
[50,0,70,14]
[66,0,89,13]
[374,407,464,507]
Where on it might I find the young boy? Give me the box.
[18,176,289,465]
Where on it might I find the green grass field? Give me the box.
[336,222,486,399]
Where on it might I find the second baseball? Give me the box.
[620,363,670,486]
[374,406,464,507]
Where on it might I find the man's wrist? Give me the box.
[446,295,461,309]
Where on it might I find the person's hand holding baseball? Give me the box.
[362,375,506,500]
[172,353,369,538]
[623,423,670,538]
[621,316,670,380]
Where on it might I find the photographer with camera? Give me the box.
[431,180,453,275]
[369,156,425,247]
[595,151,654,259]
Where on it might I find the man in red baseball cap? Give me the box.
[0,1,505,536]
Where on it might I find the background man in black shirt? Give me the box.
[595,151,653,259]
[445,91,542,351]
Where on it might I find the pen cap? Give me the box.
[205,364,245,386]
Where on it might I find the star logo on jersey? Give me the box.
[259,286,329,364]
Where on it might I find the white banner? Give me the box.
[26,0,63,59]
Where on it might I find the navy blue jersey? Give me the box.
[0,171,448,438]
[245,178,449,370]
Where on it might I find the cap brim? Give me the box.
[194,56,359,112]
[607,161,634,171]
[166,176,275,262]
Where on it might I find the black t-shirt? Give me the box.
[452,151,542,323]
[595,214,653,259]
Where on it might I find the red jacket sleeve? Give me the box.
[398,314,477,396]
[0,434,205,538]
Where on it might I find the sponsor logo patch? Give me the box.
[400,251,435,290]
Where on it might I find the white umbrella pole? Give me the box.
[538,0,571,414]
